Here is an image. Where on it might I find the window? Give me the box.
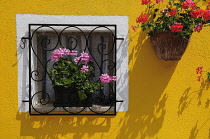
[36,28,115,101]
[17,14,128,115]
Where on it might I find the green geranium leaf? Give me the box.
[78,90,87,100]
[207,72,210,80]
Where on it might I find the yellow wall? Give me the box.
[1,0,210,138]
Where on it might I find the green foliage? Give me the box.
[207,72,210,80]
[49,57,102,100]
[138,0,210,39]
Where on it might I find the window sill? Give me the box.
[31,103,115,114]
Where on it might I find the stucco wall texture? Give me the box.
[1,0,210,138]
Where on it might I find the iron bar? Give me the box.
[22,24,123,115]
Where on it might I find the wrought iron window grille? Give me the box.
[21,24,124,115]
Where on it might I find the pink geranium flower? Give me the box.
[74,52,92,64]
[51,48,78,61]
[194,23,203,33]
[81,65,89,72]
[100,73,117,84]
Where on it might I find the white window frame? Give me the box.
[16,14,128,112]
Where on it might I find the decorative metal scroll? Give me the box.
[21,24,124,115]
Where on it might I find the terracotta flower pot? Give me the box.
[150,30,190,61]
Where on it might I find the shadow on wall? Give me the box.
[115,30,178,138]
[16,34,114,139]
[15,32,125,139]
[16,113,112,139]
[16,29,178,138]
[178,80,210,139]
[189,118,210,139]
[178,79,210,116]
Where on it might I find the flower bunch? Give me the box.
[194,23,203,32]
[49,48,117,100]
[196,66,203,81]
[100,73,117,84]
[74,51,93,64]
[137,14,149,23]
[51,48,77,61]
[170,8,178,16]
[142,0,152,5]
[190,8,204,18]
[51,49,92,73]
[135,0,210,39]
[170,22,183,32]
[203,9,210,20]
[181,0,196,9]
[196,66,210,81]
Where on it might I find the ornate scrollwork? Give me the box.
[31,91,56,114]
[20,37,28,49]
[27,24,118,115]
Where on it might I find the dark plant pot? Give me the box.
[53,86,92,107]
[150,30,190,61]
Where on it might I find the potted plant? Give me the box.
[134,0,210,60]
[49,48,117,107]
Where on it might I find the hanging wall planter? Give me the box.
[134,0,210,61]
[150,31,190,61]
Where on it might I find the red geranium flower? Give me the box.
[196,66,203,81]
[203,9,210,21]
[132,26,137,32]
[141,0,152,5]
[170,9,178,16]
[170,23,183,32]
[196,66,203,74]
[136,14,148,23]
[190,8,204,18]
[181,0,196,9]
[156,0,164,4]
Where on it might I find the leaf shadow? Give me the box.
[189,118,210,139]
[178,79,210,116]
[16,113,112,139]
[116,24,177,138]
[189,121,199,139]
